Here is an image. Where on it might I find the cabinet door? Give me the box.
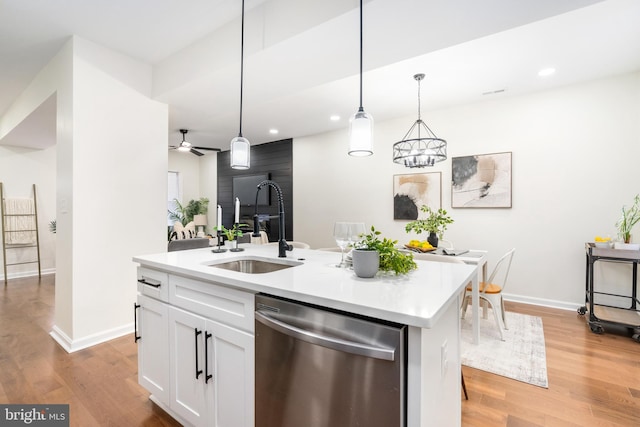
[137,294,170,403]
[169,307,212,427]
[209,320,255,427]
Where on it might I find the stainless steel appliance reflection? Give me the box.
[255,294,406,427]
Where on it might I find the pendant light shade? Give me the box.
[393,73,447,168]
[230,0,250,169]
[349,108,374,156]
[348,0,373,157]
[230,136,250,169]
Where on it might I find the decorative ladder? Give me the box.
[0,182,41,284]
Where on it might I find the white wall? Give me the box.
[69,37,168,345]
[294,71,640,308]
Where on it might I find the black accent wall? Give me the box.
[217,139,293,242]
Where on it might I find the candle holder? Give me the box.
[211,230,227,253]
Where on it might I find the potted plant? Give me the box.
[215,223,249,249]
[405,205,454,248]
[351,226,417,278]
[615,194,640,249]
[168,197,209,225]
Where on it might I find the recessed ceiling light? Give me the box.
[269,128,279,135]
[330,115,340,121]
[538,67,556,77]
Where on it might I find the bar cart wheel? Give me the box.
[577,306,587,315]
[632,333,640,343]
[589,323,604,334]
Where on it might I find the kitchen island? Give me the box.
[133,244,477,427]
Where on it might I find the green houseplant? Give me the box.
[352,226,417,277]
[405,205,454,247]
[616,194,640,244]
[215,223,249,242]
[168,197,209,226]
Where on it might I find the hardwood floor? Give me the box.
[2,275,639,426]
[0,275,179,426]
[462,302,640,426]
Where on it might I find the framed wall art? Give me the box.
[451,151,512,208]
[393,172,442,220]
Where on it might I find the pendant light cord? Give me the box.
[358,0,363,110]
[239,0,245,137]
[417,77,421,121]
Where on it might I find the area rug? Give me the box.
[460,310,549,388]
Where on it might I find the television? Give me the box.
[233,174,270,206]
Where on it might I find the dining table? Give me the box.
[410,248,488,344]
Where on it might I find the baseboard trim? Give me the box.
[50,322,134,353]
[503,293,582,312]
[1,268,55,281]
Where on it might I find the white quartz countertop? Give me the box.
[133,244,477,328]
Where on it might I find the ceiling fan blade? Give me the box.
[190,148,204,156]
[192,146,221,152]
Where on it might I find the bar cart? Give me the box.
[579,243,640,342]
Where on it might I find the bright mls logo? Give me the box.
[0,405,69,426]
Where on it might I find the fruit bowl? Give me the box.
[405,240,437,252]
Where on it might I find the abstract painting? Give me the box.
[393,172,442,220]
[452,152,512,208]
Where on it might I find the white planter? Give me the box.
[613,242,640,251]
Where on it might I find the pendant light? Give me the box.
[393,74,446,168]
[348,0,373,157]
[230,0,250,170]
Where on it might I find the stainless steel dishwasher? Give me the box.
[255,294,406,427]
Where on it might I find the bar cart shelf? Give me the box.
[580,243,640,343]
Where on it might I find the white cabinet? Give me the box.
[169,306,255,427]
[169,307,210,426]
[136,294,170,404]
[136,269,255,427]
[208,316,254,427]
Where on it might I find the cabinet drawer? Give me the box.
[137,267,169,302]
[169,275,255,333]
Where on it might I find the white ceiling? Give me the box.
[1,0,639,152]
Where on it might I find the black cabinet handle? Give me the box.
[134,303,141,343]
[137,278,161,288]
[205,331,213,383]
[195,328,203,379]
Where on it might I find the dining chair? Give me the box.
[250,230,269,245]
[460,248,515,341]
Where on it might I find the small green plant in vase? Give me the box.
[405,205,454,248]
[215,223,250,246]
[616,194,640,244]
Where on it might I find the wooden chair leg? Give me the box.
[461,370,469,400]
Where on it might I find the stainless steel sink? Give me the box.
[207,257,302,274]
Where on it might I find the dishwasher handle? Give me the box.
[255,310,396,361]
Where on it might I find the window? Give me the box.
[168,171,181,226]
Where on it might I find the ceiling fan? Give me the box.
[170,129,221,156]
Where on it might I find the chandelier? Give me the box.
[392,74,446,168]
